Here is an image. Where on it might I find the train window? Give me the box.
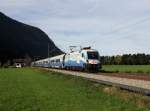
[82,53,85,58]
[56,59,60,63]
[87,52,99,59]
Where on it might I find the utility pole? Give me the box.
[48,43,49,57]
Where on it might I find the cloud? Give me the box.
[1,0,150,55]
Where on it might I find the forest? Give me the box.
[101,53,150,65]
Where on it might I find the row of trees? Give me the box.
[100,53,150,65]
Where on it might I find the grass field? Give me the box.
[0,68,149,111]
[102,65,150,74]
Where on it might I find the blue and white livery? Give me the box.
[32,47,101,72]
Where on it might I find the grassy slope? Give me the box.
[102,65,150,73]
[0,68,149,111]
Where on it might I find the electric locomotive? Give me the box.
[64,47,101,72]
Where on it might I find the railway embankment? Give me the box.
[44,68,150,95]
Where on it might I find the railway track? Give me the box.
[44,68,150,96]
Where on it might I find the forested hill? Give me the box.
[0,12,63,64]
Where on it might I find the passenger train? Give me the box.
[32,47,101,72]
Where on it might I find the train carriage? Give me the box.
[49,54,65,68]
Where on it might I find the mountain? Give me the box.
[0,12,63,65]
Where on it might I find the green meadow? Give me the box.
[0,68,149,111]
[102,65,150,74]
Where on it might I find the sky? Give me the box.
[1,0,150,55]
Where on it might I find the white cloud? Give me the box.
[0,0,150,55]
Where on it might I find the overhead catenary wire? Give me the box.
[103,16,150,36]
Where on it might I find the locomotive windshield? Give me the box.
[87,51,99,59]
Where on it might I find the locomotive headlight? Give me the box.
[88,60,98,64]
[88,60,92,64]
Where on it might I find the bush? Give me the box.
[136,70,144,73]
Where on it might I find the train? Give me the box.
[32,47,101,72]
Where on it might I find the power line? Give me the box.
[103,16,150,36]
